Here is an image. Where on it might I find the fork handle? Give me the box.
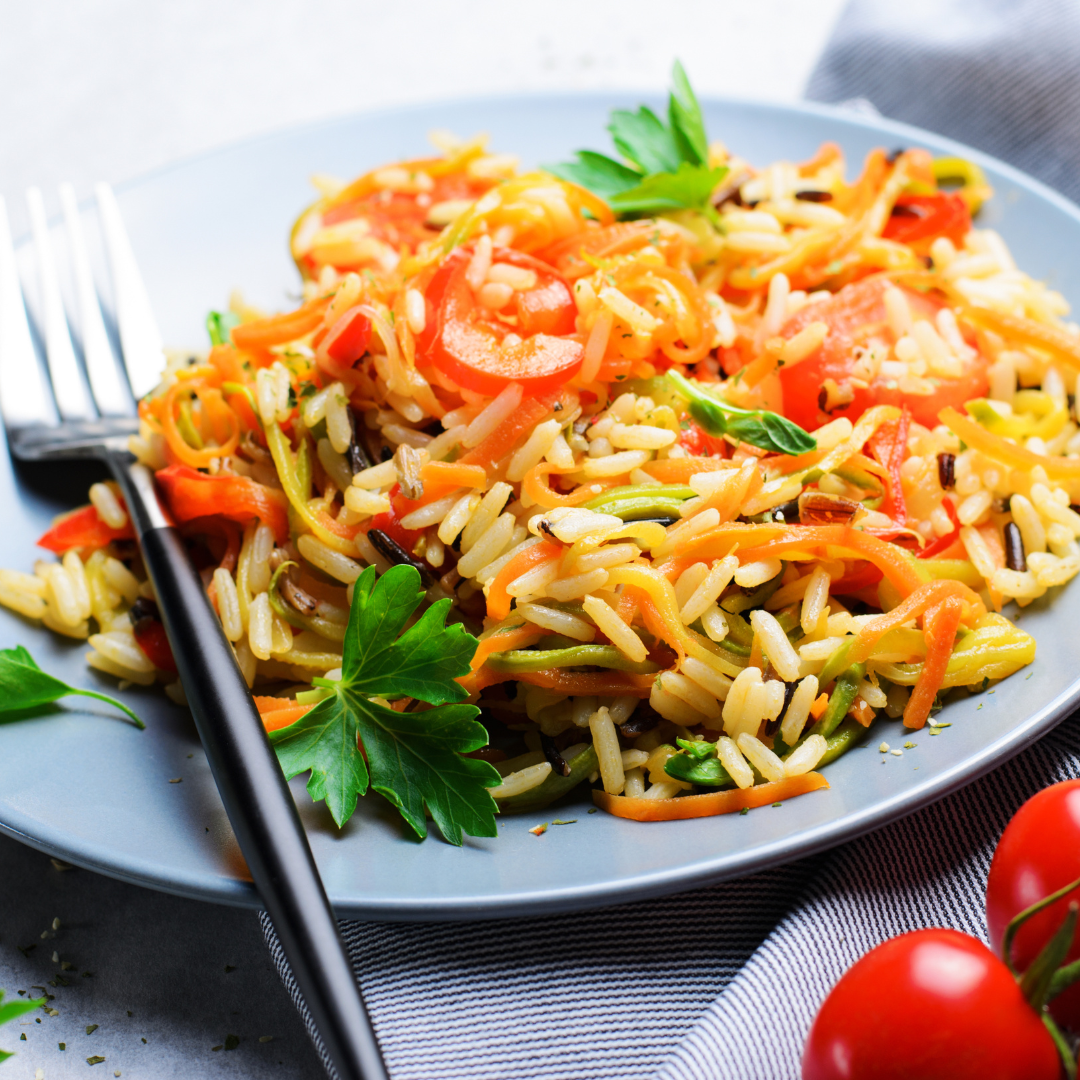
[112,458,388,1080]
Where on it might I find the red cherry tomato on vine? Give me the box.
[987,778,1080,1033]
[778,277,989,431]
[419,245,583,396]
[881,192,971,253]
[802,928,1060,1080]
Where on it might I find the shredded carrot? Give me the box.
[809,693,830,720]
[459,391,575,473]
[592,772,830,821]
[848,578,985,665]
[254,696,314,732]
[641,458,731,484]
[231,296,331,350]
[850,697,876,727]
[523,464,607,509]
[470,625,551,670]
[941,405,1080,481]
[904,596,964,730]
[486,540,562,621]
[421,460,487,490]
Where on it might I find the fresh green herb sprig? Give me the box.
[206,310,240,347]
[270,564,500,843]
[664,738,733,788]
[0,646,144,728]
[666,370,817,457]
[546,62,727,218]
[0,987,46,1062]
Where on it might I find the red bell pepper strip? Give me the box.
[917,498,961,559]
[155,464,290,544]
[866,408,910,525]
[37,503,135,553]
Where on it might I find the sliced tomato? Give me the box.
[299,168,494,278]
[156,464,290,544]
[778,277,989,431]
[882,193,971,253]
[37,503,135,553]
[420,245,583,396]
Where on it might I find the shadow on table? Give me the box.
[0,831,324,1078]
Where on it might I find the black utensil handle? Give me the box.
[114,463,387,1080]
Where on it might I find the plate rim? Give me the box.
[3,90,1080,920]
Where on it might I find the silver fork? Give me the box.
[0,186,388,1080]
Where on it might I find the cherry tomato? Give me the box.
[882,193,972,253]
[802,928,1060,1079]
[778,277,989,431]
[420,245,583,396]
[37,503,135,553]
[987,779,1080,1032]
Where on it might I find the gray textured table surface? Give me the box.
[0,2,844,1076]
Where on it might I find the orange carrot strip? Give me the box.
[809,693,830,719]
[421,461,487,490]
[470,625,551,671]
[459,393,566,473]
[486,540,562,621]
[522,463,607,509]
[847,578,985,666]
[593,773,830,821]
[940,406,1080,481]
[231,296,331,350]
[254,696,314,732]
[904,596,964,730]
[641,458,731,484]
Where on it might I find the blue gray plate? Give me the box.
[2,95,1079,921]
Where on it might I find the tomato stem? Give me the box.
[1020,902,1078,1011]
[1041,1014,1077,1080]
[1049,957,1080,1002]
[1003,874,1080,977]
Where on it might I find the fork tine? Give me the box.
[26,187,96,421]
[59,184,134,418]
[95,183,165,401]
[0,194,58,430]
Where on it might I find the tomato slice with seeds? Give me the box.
[420,246,583,396]
[778,277,989,431]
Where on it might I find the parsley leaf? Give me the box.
[669,59,709,167]
[0,987,46,1062]
[666,370,817,457]
[270,564,500,843]
[609,162,727,216]
[0,645,144,727]
[545,61,726,219]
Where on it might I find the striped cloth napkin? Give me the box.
[263,2,1080,1074]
